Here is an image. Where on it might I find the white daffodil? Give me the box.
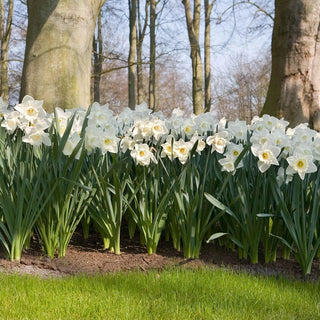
[194,113,217,134]
[219,143,245,172]
[270,128,291,148]
[130,143,157,166]
[25,116,52,133]
[250,116,267,133]
[63,132,81,159]
[312,136,320,161]
[251,142,281,173]
[135,102,152,117]
[190,135,206,154]
[173,139,193,164]
[53,107,72,136]
[181,119,196,138]
[151,118,169,141]
[120,134,136,153]
[161,142,175,160]
[167,115,184,132]
[131,119,153,141]
[100,134,120,154]
[22,128,51,148]
[116,107,135,133]
[286,153,317,180]
[226,119,248,142]
[88,102,114,128]
[276,167,293,186]
[272,117,289,132]
[171,108,184,117]
[261,114,281,131]
[218,157,236,173]
[160,135,176,160]
[15,95,47,122]
[291,127,317,146]
[206,131,230,154]
[224,143,244,159]
[0,97,9,119]
[85,126,103,152]
[250,127,270,145]
[1,110,20,133]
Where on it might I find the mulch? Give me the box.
[0,229,319,281]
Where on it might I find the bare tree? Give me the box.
[204,0,214,112]
[128,0,137,109]
[0,0,13,101]
[93,9,103,103]
[182,0,203,115]
[136,0,149,105]
[214,54,270,122]
[149,0,157,111]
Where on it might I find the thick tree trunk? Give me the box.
[20,0,104,113]
[128,0,137,110]
[0,0,13,102]
[261,0,320,130]
[93,10,103,103]
[183,0,203,115]
[149,0,156,111]
[204,0,214,113]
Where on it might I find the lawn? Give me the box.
[0,267,319,320]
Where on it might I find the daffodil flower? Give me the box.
[286,153,317,180]
[251,142,281,173]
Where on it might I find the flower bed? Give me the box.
[0,95,319,275]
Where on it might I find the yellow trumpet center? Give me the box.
[217,139,224,146]
[297,160,305,168]
[27,108,36,116]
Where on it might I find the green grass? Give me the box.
[0,267,319,320]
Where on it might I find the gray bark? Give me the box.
[262,0,320,130]
[93,10,103,103]
[204,0,214,113]
[20,0,104,113]
[128,0,137,109]
[0,0,13,102]
[149,0,156,111]
[182,0,204,115]
[136,0,148,105]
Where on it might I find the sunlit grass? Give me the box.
[0,267,319,320]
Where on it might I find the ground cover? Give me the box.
[0,230,319,281]
[0,267,319,320]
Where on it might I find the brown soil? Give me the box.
[0,230,319,281]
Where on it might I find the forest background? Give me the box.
[0,0,274,122]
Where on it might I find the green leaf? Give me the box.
[206,232,228,243]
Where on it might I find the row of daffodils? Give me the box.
[0,96,319,275]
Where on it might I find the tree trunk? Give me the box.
[93,9,103,103]
[149,0,156,111]
[136,0,148,105]
[204,0,214,113]
[20,0,104,113]
[0,0,13,102]
[261,0,320,130]
[128,0,137,109]
[182,0,203,115]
